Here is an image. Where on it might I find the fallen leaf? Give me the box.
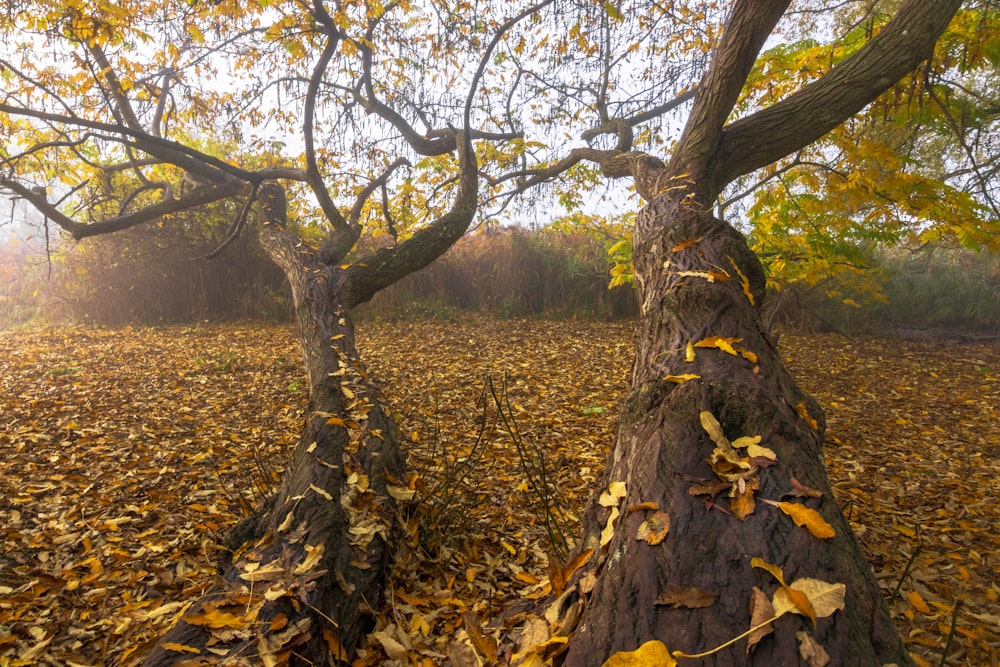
[907,590,932,615]
[600,506,620,547]
[162,643,201,654]
[730,257,755,305]
[746,587,774,657]
[694,336,741,356]
[636,511,670,545]
[768,501,836,539]
[671,237,702,252]
[601,639,677,667]
[654,587,718,609]
[796,631,830,667]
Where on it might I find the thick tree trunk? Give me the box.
[553,195,910,666]
[143,228,404,665]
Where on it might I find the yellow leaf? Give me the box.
[162,642,201,654]
[184,608,249,629]
[293,542,325,574]
[773,585,817,625]
[729,257,755,305]
[387,484,415,501]
[694,336,741,355]
[684,341,695,362]
[663,373,699,384]
[751,557,788,587]
[636,510,670,545]
[746,442,777,462]
[907,590,931,615]
[731,435,761,449]
[699,410,733,453]
[600,506,620,547]
[788,578,846,618]
[309,483,333,501]
[774,502,835,539]
[599,481,627,507]
[601,640,677,667]
[675,270,730,282]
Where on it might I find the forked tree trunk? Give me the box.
[144,226,405,665]
[555,195,909,665]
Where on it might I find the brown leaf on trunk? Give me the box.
[654,586,718,609]
[635,510,670,545]
[688,480,730,498]
[796,631,831,667]
[747,586,775,657]
[784,476,823,499]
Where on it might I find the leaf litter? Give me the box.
[0,319,996,665]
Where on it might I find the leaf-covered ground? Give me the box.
[0,318,997,666]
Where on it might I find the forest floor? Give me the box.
[0,317,997,666]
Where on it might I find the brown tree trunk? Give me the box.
[555,195,909,666]
[143,227,405,665]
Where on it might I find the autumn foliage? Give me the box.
[0,319,997,664]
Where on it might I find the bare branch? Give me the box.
[668,0,792,196]
[1,175,247,239]
[303,33,351,234]
[708,0,964,195]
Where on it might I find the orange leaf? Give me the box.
[694,336,742,356]
[162,642,201,654]
[907,590,931,615]
[671,237,702,252]
[636,510,670,545]
[773,502,835,539]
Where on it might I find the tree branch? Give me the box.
[303,32,351,234]
[668,0,791,193]
[707,0,964,195]
[2,176,247,239]
[341,0,556,307]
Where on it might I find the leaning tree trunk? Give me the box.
[549,195,910,666]
[144,226,405,665]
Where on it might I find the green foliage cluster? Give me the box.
[766,247,1000,337]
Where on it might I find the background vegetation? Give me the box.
[2,222,998,335]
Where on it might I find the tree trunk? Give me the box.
[143,227,404,665]
[555,195,909,666]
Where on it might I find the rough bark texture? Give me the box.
[143,224,405,666]
[556,196,908,666]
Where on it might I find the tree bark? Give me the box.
[545,194,908,666]
[143,224,406,665]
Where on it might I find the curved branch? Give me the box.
[347,157,411,227]
[668,0,791,194]
[342,0,556,307]
[707,0,964,195]
[303,31,350,234]
[0,103,244,184]
[1,176,247,239]
[196,182,261,260]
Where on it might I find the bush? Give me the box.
[359,227,638,321]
